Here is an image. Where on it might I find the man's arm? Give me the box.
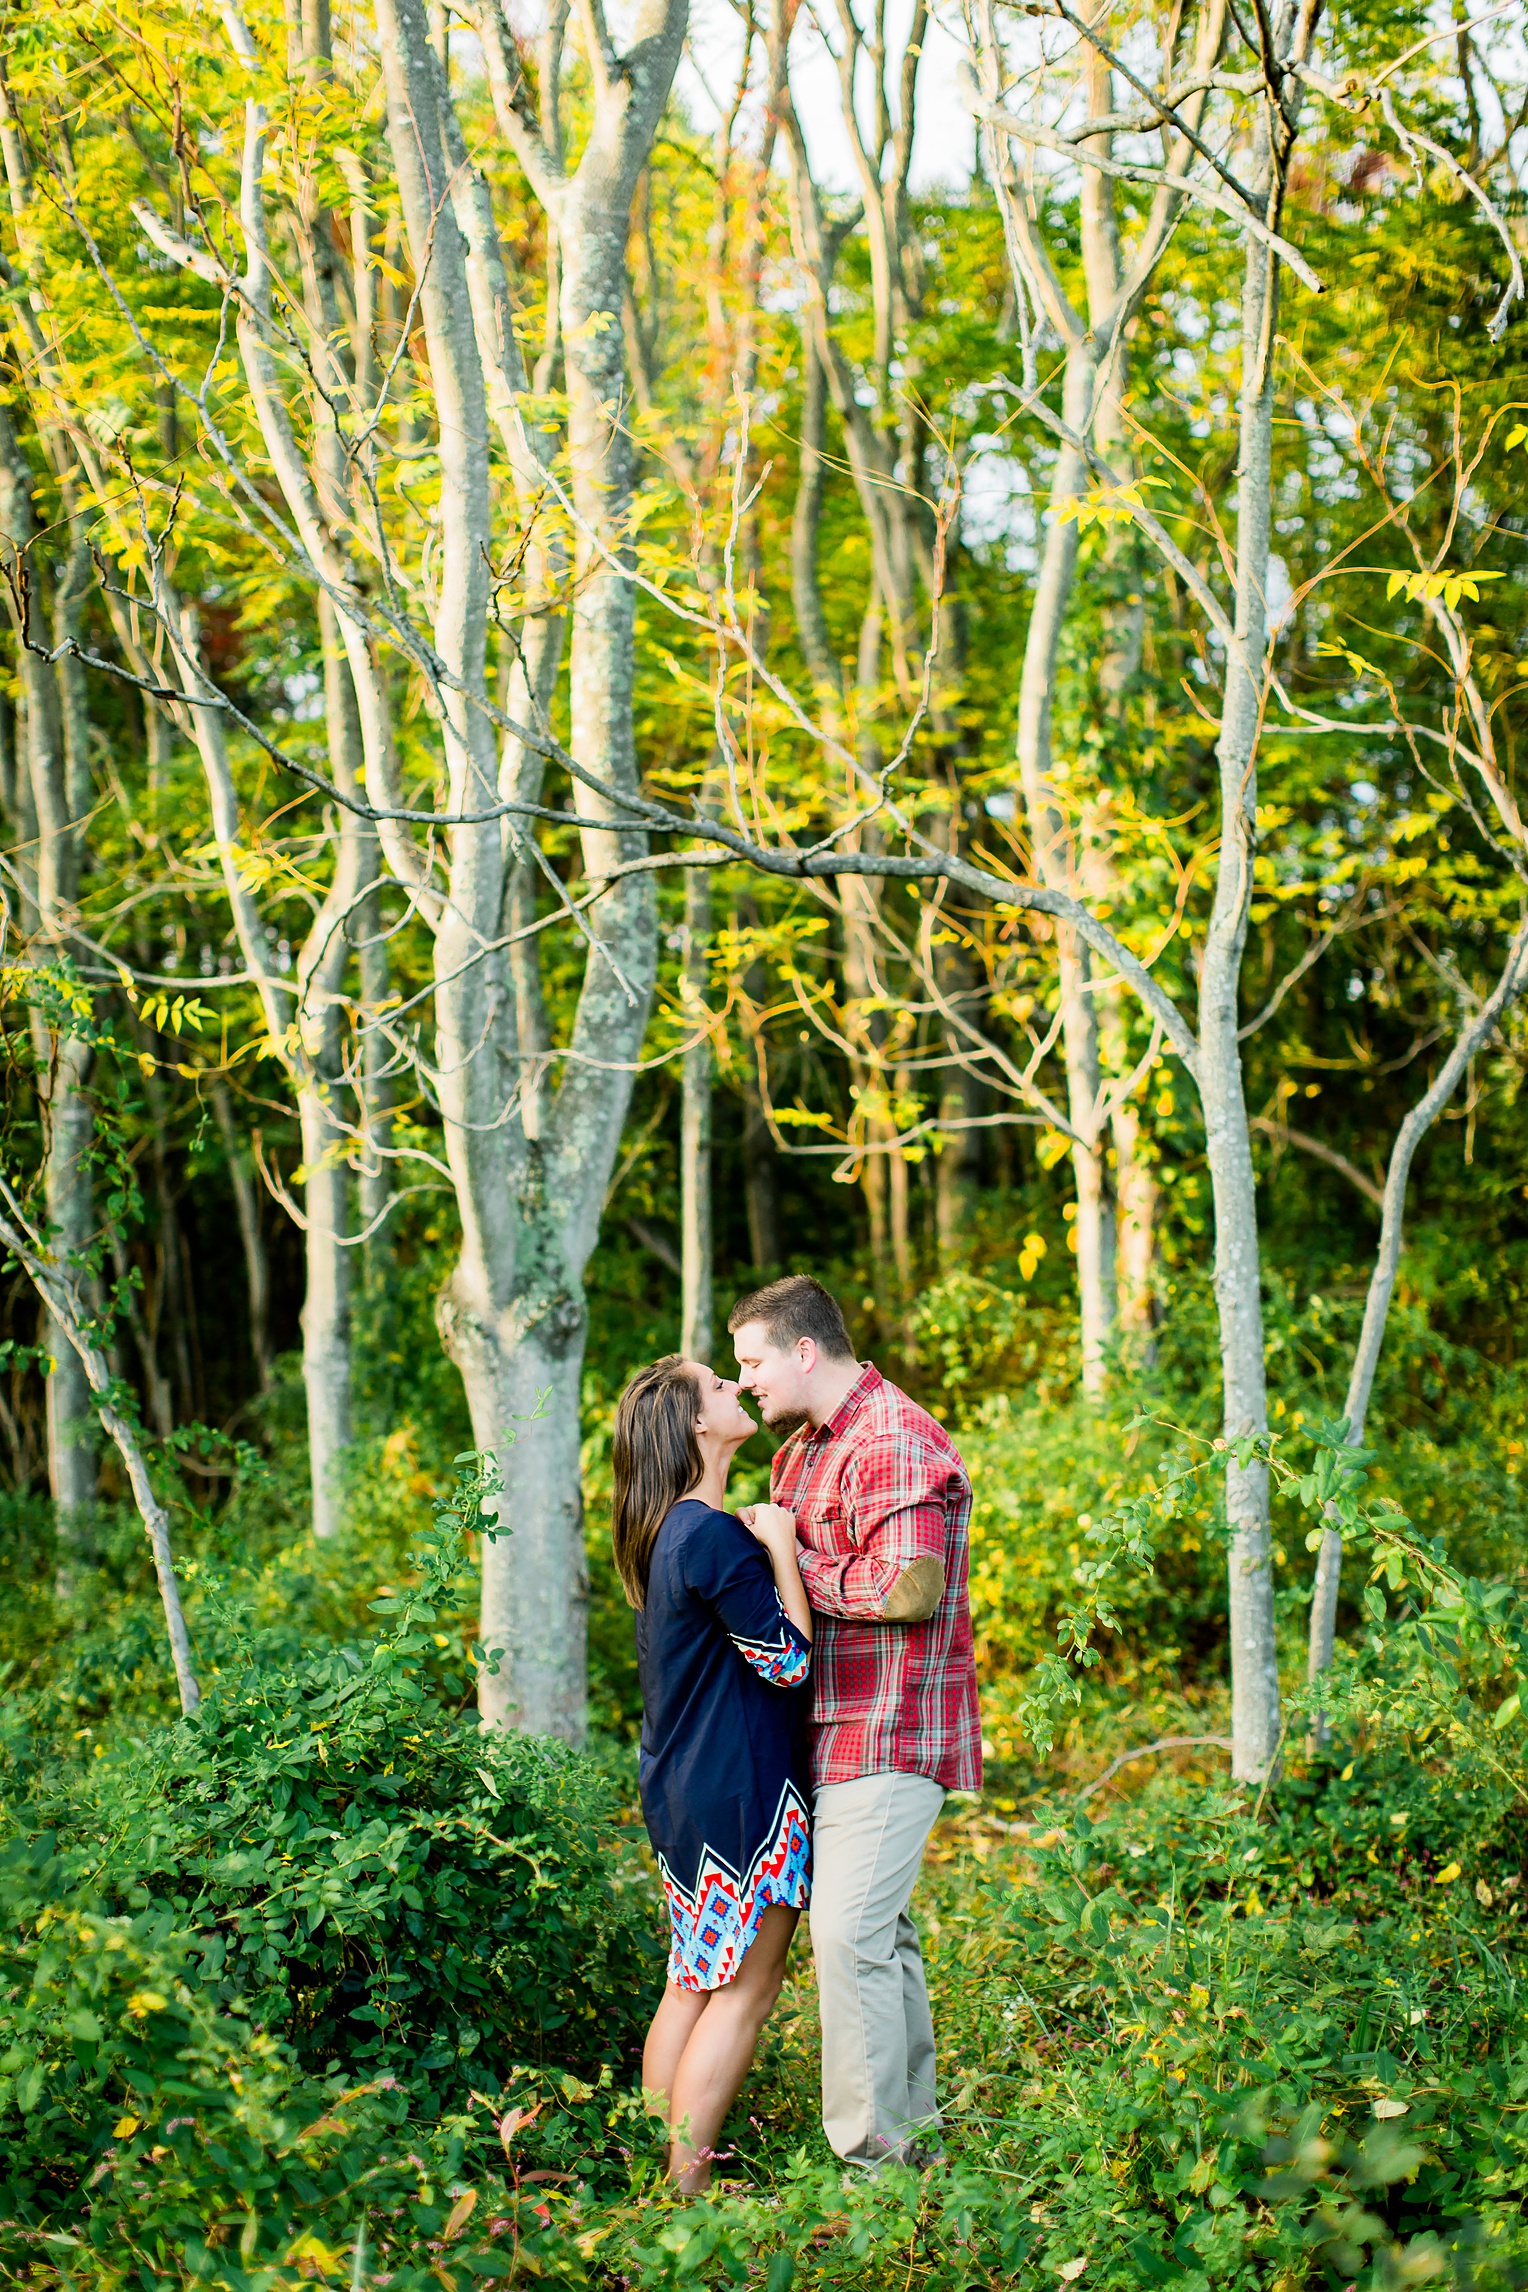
[796,1461,949,1623]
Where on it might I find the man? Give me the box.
[730,1275,980,2170]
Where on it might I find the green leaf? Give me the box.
[1127,2236,1182,2285]
[1494,1693,1520,1731]
[766,2257,796,2292]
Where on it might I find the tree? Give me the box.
[968,0,1231,1394]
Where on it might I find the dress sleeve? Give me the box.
[682,1510,811,1689]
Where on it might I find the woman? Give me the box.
[613,1354,813,2192]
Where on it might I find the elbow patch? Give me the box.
[882,1554,945,1622]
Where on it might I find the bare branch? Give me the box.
[1250,1114,1383,1208]
[968,91,1325,294]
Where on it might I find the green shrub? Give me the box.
[0,1463,663,2267]
[907,1775,1528,2292]
[0,1891,646,2286]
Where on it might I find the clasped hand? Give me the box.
[737,1502,798,1558]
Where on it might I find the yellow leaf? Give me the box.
[113,2115,140,2138]
[442,2188,477,2242]
[1433,1862,1462,1886]
[1057,2260,1089,2282]
[1373,2098,1409,2119]
[126,1992,167,2016]
[286,2231,347,2277]
[1340,1762,1354,1780]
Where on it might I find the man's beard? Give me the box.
[761,1402,810,1437]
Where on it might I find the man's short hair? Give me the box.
[727,1274,855,1362]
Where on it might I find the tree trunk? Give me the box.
[790,335,841,705]
[0,1188,199,1714]
[166,592,358,1533]
[980,13,1233,1394]
[935,1057,983,1258]
[0,408,97,1536]
[210,1081,273,1393]
[465,1303,589,1738]
[1090,857,1157,1350]
[298,1065,353,1541]
[1307,917,1528,1707]
[1201,200,1281,1787]
[40,1039,97,1537]
[376,0,677,1737]
[680,859,714,1363]
[1111,1078,1159,1348]
[298,592,365,1540]
[932,866,984,1258]
[1014,346,1115,1393]
[1083,86,1156,1348]
[739,920,779,1270]
[356,865,396,1285]
[1066,1017,1116,1392]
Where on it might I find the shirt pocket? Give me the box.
[811,1493,856,1551]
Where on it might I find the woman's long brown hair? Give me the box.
[611,1355,704,1608]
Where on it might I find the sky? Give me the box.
[673,0,977,195]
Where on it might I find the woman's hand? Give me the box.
[738,1502,798,1559]
[738,1504,811,1644]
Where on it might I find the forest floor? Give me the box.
[524,1718,1528,2292]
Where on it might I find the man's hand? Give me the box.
[738,1502,799,1562]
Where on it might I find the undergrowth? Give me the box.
[0,1376,1524,2285]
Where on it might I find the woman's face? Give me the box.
[689,1362,757,1450]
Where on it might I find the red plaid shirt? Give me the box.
[770,1365,981,1794]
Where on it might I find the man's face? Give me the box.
[732,1321,814,1433]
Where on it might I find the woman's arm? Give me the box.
[739,1504,813,1644]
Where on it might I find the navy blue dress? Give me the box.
[636,1500,812,1990]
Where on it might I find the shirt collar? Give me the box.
[812,1361,882,1444]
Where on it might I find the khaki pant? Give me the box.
[809,1770,945,2168]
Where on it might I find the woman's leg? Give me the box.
[668,1904,799,2192]
[643,1982,710,2119]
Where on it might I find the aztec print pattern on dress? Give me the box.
[659,1780,811,1991]
[729,1592,811,1687]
